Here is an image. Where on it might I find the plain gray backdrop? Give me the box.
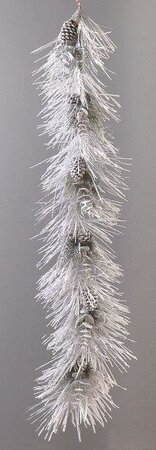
[1,0,156,449]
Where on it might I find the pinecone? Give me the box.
[70,157,87,183]
[68,230,92,246]
[65,232,92,262]
[77,230,91,244]
[70,94,82,109]
[61,19,78,46]
[82,288,98,312]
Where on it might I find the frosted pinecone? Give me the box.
[66,232,92,263]
[59,231,92,265]
[68,230,92,246]
[70,157,87,183]
[82,287,98,312]
[77,230,91,244]
[71,94,80,104]
[61,19,78,46]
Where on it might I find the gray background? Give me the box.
[0,0,156,449]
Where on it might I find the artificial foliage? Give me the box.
[29,3,135,441]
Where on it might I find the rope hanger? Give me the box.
[76,0,82,10]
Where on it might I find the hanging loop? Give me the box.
[76,0,81,9]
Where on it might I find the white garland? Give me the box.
[29,6,135,442]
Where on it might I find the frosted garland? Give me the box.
[29,5,135,442]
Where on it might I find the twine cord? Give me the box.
[76,0,81,9]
